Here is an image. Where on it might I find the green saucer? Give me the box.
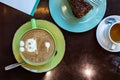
[12,20,65,73]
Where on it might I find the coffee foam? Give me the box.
[19,29,55,64]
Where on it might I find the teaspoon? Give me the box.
[5,62,25,71]
[105,18,116,25]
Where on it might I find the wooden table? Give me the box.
[0,0,120,80]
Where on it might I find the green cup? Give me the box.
[14,19,56,66]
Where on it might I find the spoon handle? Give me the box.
[5,62,24,71]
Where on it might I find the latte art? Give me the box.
[24,38,37,53]
[19,29,55,64]
[20,39,51,53]
[45,42,50,52]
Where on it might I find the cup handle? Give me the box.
[31,18,37,29]
[110,44,117,50]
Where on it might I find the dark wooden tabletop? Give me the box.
[0,0,120,80]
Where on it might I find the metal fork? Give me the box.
[89,0,102,6]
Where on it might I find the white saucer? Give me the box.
[96,15,120,52]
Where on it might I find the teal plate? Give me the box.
[49,0,106,33]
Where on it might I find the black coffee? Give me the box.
[110,23,120,42]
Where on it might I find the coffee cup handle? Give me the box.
[31,18,37,29]
[111,44,117,50]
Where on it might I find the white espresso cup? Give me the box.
[108,21,120,50]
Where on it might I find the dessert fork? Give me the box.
[89,0,102,6]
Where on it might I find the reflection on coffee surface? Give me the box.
[110,23,120,42]
[20,29,55,64]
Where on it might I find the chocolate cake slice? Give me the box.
[68,0,93,18]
